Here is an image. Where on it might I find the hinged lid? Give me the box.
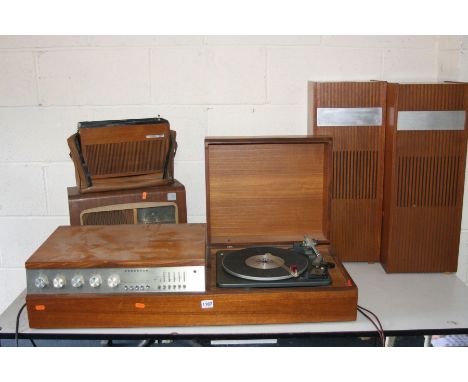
[205,136,332,246]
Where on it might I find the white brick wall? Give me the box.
[0,35,466,314]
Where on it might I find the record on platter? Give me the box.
[221,246,308,281]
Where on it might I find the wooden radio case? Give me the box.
[25,137,357,328]
[308,81,387,262]
[381,83,468,272]
[67,117,177,193]
[67,180,187,226]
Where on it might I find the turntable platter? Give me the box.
[221,247,309,281]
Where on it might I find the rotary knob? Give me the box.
[71,274,84,288]
[34,275,49,289]
[89,274,102,288]
[53,274,66,289]
[107,274,120,288]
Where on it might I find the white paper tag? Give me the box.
[201,300,214,309]
[167,192,177,201]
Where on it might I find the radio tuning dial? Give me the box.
[107,274,121,288]
[53,274,66,289]
[89,274,102,288]
[35,275,49,289]
[71,275,84,288]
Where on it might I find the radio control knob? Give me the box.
[53,274,66,289]
[89,274,102,288]
[71,275,84,288]
[107,274,120,288]
[35,275,49,289]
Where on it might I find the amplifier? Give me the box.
[67,180,187,226]
[308,81,386,262]
[26,224,206,298]
[381,83,468,272]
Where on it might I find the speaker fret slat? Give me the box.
[85,140,168,176]
[397,154,461,207]
[332,150,378,200]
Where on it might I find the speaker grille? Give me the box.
[84,140,168,177]
[397,155,461,207]
[333,150,378,200]
[81,209,134,225]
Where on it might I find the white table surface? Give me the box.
[1,263,468,338]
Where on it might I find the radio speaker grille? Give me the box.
[82,209,134,225]
[84,140,168,177]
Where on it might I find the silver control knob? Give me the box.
[107,274,120,288]
[71,275,84,288]
[89,274,102,288]
[53,274,66,289]
[35,275,49,289]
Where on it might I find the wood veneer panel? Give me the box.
[205,137,332,246]
[25,224,206,269]
[381,83,468,272]
[68,180,187,226]
[308,81,386,262]
[27,250,357,328]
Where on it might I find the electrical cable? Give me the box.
[357,305,385,346]
[15,302,38,347]
[15,303,27,347]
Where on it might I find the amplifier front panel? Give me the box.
[27,266,206,294]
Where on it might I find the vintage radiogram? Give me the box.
[203,136,357,325]
[67,180,187,226]
[381,83,468,272]
[26,137,357,328]
[308,81,387,262]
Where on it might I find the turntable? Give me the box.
[216,237,333,288]
[26,136,357,329]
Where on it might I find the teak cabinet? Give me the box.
[381,83,468,272]
[308,81,387,262]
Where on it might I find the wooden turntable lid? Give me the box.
[205,136,332,246]
[25,224,206,269]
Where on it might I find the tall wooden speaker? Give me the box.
[308,81,386,262]
[381,83,468,272]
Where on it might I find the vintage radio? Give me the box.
[67,180,187,226]
[308,81,386,262]
[25,137,357,329]
[381,83,468,272]
[67,117,177,193]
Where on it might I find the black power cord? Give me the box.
[15,302,37,347]
[357,304,385,346]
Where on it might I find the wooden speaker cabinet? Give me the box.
[381,83,468,272]
[308,81,387,262]
[68,180,187,226]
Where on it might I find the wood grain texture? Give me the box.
[308,81,386,262]
[205,137,332,246]
[381,83,468,272]
[68,180,187,226]
[25,224,206,269]
[27,248,357,328]
[68,127,177,194]
[80,123,170,178]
